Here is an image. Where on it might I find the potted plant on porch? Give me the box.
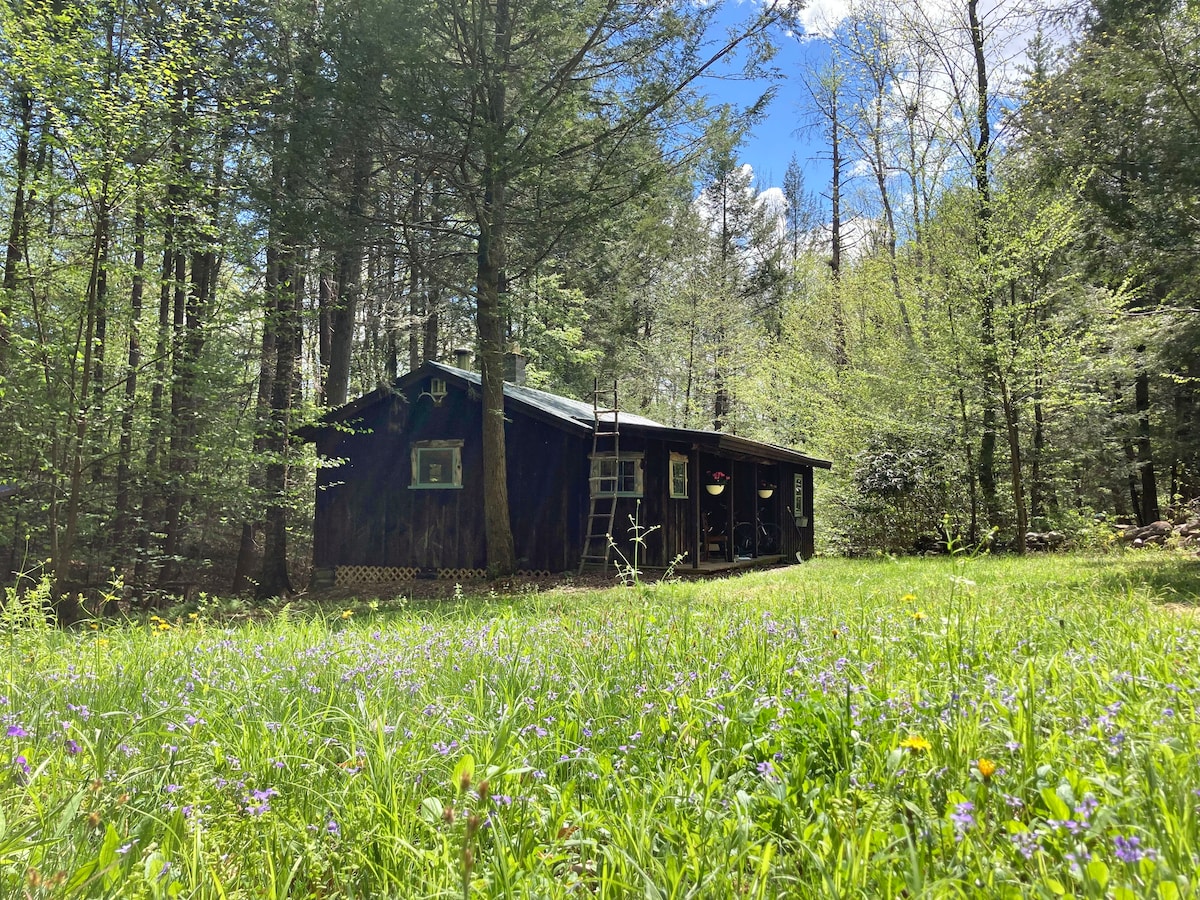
[758,481,775,499]
[706,470,730,495]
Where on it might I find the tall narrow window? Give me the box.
[793,472,806,524]
[669,453,688,499]
[411,440,463,489]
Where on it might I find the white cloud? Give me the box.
[797,0,853,36]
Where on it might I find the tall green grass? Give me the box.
[2,553,1198,897]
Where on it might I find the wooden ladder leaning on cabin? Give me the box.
[579,379,620,574]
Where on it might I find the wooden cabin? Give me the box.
[299,360,831,586]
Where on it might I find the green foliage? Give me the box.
[0,556,1199,895]
[843,434,955,555]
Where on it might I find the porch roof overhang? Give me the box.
[621,423,832,469]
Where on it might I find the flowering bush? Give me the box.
[707,470,730,484]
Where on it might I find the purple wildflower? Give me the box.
[1114,835,1156,864]
[950,801,975,837]
[65,739,81,755]
[1066,848,1091,875]
[6,725,27,738]
[1009,831,1038,859]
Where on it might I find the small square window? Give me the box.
[411,441,463,489]
[669,454,688,499]
[590,453,643,497]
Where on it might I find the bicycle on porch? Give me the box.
[733,515,780,558]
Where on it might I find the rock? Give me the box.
[1026,530,1067,551]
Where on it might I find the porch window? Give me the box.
[590,453,643,497]
[669,453,688,499]
[411,440,463,489]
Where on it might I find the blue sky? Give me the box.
[699,0,1066,216]
[700,1,845,202]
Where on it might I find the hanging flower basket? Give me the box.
[706,471,730,495]
[757,488,774,499]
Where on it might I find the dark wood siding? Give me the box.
[311,373,820,574]
[657,441,696,564]
[506,416,589,572]
[314,386,487,570]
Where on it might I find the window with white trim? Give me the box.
[590,453,643,497]
[669,453,688,499]
[411,440,463,489]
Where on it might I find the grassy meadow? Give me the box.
[3,552,1200,898]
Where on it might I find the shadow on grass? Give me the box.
[1092,553,1200,607]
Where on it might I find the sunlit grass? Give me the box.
[3,552,1199,897]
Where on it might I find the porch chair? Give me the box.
[702,513,729,562]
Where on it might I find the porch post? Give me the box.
[692,445,701,567]
[726,464,735,562]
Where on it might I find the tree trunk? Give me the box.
[477,201,516,576]
[1030,372,1047,526]
[318,262,332,399]
[471,0,518,577]
[232,245,280,593]
[113,205,145,558]
[423,180,444,365]
[1000,378,1027,554]
[137,204,177,582]
[324,141,371,407]
[1171,359,1197,503]
[159,81,193,585]
[1135,362,1160,523]
[957,384,979,544]
[829,78,848,369]
[1,85,33,378]
[257,243,301,599]
[55,201,111,623]
[89,212,110,483]
[968,0,999,534]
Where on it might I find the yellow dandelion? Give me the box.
[340,609,354,619]
[899,735,932,753]
[89,622,99,630]
[157,622,170,632]
[188,612,199,620]
[901,593,917,602]
[911,610,926,621]
[977,758,997,779]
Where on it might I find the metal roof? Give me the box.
[426,362,831,469]
[300,361,831,470]
[426,361,666,430]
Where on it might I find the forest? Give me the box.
[0,0,1196,616]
